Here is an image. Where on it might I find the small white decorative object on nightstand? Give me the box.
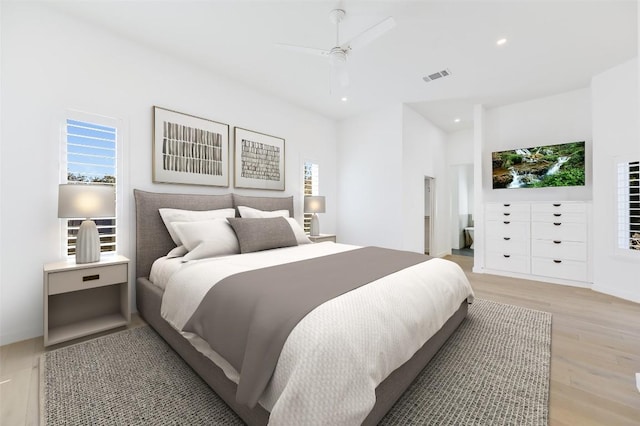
[43,255,130,346]
[308,234,336,243]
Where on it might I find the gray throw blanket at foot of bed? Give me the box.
[183,246,430,408]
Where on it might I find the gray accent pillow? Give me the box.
[227,217,298,254]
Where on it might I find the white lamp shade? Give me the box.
[58,184,115,219]
[304,196,326,214]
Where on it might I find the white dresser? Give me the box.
[530,202,588,282]
[484,201,590,286]
[485,203,531,274]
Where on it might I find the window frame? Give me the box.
[615,157,640,257]
[60,110,125,259]
[303,160,320,234]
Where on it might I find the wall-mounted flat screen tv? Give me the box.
[492,141,585,189]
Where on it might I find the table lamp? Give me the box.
[58,183,115,263]
[304,195,326,236]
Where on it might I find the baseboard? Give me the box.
[591,284,640,304]
[433,250,452,258]
[0,326,42,347]
[478,268,591,288]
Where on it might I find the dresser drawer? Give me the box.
[531,211,586,223]
[486,220,530,239]
[486,237,530,256]
[486,203,530,221]
[48,264,128,295]
[531,202,586,214]
[485,252,530,274]
[531,258,587,282]
[531,221,586,242]
[531,240,587,261]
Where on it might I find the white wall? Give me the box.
[402,105,450,256]
[483,88,593,203]
[336,104,403,249]
[447,128,474,166]
[0,3,338,345]
[336,104,450,256]
[447,128,475,249]
[591,58,640,302]
[474,89,592,273]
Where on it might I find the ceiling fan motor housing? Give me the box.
[329,9,346,24]
[329,47,347,63]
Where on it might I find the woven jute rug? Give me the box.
[42,298,551,425]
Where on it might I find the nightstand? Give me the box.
[44,255,130,346]
[308,234,337,243]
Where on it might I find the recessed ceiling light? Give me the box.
[341,97,348,102]
[496,38,507,46]
[454,118,461,123]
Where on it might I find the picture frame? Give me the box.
[153,106,229,187]
[234,127,285,191]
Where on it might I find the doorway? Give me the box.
[424,176,435,255]
[449,164,474,256]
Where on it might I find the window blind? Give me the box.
[303,162,319,234]
[65,119,117,256]
[617,160,639,251]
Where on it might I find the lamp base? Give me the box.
[76,220,101,264]
[310,213,320,237]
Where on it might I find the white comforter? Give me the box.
[159,243,474,425]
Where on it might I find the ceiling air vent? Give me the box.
[422,68,451,83]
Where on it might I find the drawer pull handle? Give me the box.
[503,221,510,224]
[503,237,511,241]
[553,222,562,226]
[503,254,511,258]
[553,260,562,264]
[83,274,100,282]
[503,213,511,216]
[553,240,562,244]
[503,203,511,207]
[553,213,562,217]
[553,203,561,207]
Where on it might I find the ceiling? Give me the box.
[49,0,638,133]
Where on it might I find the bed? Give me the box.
[134,189,474,425]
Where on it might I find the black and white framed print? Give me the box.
[153,106,229,187]
[234,127,285,191]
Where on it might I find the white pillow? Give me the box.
[166,245,188,258]
[173,219,240,260]
[237,206,290,219]
[286,218,312,245]
[159,208,236,246]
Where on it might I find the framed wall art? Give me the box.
[153,106,229,186]
[234,127,285,191]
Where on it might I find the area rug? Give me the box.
[41,298,551,425]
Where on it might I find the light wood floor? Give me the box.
[1,255,639,425]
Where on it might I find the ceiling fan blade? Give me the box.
[275,43,330,57]
[342,17,396,51]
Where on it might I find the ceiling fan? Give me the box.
[276,9,396,93]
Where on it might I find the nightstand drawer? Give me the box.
[48,264,127,295]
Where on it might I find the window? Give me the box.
[63,118,117,256]
[617,160,639,251]
[303,161,319,234]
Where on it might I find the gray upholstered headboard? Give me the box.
[133,189,294,279]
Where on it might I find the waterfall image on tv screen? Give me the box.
[492,141,585,189]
